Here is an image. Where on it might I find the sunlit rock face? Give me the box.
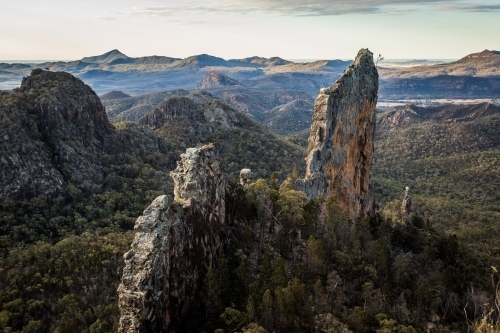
[296,49,379,219]
[117,144,226,333]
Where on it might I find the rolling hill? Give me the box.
[373,102,500,241]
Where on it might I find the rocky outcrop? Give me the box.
[0,96,65,199]
[240,168,252,189]
[295,49,378,219]
[196,71,241,89]
[0,69,177,201]
[0,69,118,199]
[401,186,412,223]
[138,94,239,137]
[117,144,227,333]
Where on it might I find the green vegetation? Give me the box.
[373,112,500,251]
[144,94,306,180]
[2,69,500,333]
[193,177,498,333]
[0,231,132,333]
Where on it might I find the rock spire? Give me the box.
[401,186,412,223]
[117,144,226,333]
[295,48,379,219]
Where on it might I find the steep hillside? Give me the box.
[373,103,500,238]
[262,99,313,136]
[100,90,131,100]
[103,89,190,120]
[102,87,314,122]
[137,91,306,179]
[0,70,176,332]
[196,71,241,88]
[0,70,305,332]
[0,69,173,239]
[381,49,500,79]
[379,75,500,99]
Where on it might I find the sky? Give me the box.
[0,0,499,61]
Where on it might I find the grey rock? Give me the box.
[401,186,412,223]
[117,144,226,333]
[240,168,252,189]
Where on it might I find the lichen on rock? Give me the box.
[117,144,226,333]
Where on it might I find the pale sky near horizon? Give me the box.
[0,0,499,61]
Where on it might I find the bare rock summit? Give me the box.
[295,48,379,219]
[196,71,241,89]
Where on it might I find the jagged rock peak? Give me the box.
[117,144,227,333]
[196,71,241,88]
[295,48,378,219]
[0,69,118,200]
[138,94,239,134]
[401,186,412,223]
[19,69,114,144]
[171,143,224,206]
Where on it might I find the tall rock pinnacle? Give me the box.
[117,144,226,333]
[296,49,378,219]
[401,186,412,223]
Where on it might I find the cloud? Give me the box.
[442,3,500,11]
[92,0,500,20]
[231,0,452,15]
[90,4,248,25]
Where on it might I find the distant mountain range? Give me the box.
[1,49,500,100]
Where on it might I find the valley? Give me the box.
[0,48,500,333]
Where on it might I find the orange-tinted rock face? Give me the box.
[296,49,378,219]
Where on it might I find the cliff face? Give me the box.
[0,69,172,201]
[0,69,117,199]
[296,49,378,219]
[0,96,65,199]
[117,144,226,333]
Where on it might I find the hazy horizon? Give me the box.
[0,54,459,64]
[1,0,499,60]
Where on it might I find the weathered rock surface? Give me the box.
[401,186,412,223]
[295,49,378,219]
[240,168,252,189]
[0,69,115,199]
[0,97,65,199]
[138,93,239,136]
[0,69,171,201]
[196,71,241,89]
[117,144,227,333]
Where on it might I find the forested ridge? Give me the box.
[1,70,500,332]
